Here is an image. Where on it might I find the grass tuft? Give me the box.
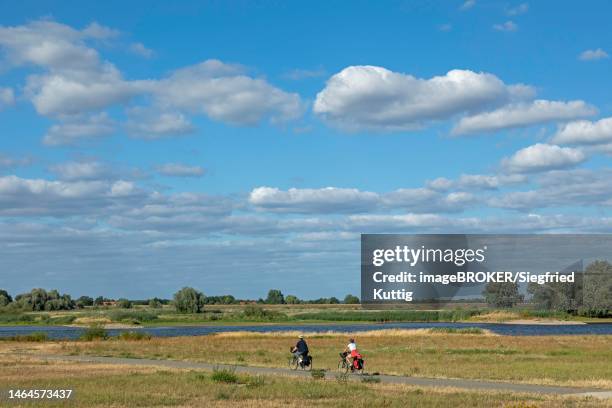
[429,327,484,334]
[211,366,238,383]
[310,368,326,380]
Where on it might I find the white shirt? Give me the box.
[347,342,357,351]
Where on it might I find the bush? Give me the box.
[117,331,151,341]
[285,295,300,304]
[211,366,238,383]
[241,305,286,321]
[578,308,611,318]
[76,296,94,308]
[80,324,108,341]
[344,294,360,304]
[0,313,35,324]
[0,332,48,342]
[310,369,326,380]
[148,298,163,308]
[117,298,133,309]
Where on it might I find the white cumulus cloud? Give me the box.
[0,20,305,139]
[453,100,597,134]
[502,143,586,173]
[249,186,380,213]
[43,113,115,146]
[314,66,529,131]
[551,117,612,145]
[125,108,194,138]
[579,48,609,61]
[155,60,304,126]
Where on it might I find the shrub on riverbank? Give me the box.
[0,313,36,324]
[80,324,108,341]
[0,332,48,342]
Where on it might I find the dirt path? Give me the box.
[32,354,612,399]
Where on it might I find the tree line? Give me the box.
[0,287,360,313]
[482,260,611,317]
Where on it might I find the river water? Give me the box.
[1,322,612,340]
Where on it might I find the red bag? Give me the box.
[353,354,363,369]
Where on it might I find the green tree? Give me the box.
[173,287,206,313]
[285,295,300,304]
[528,271,583,313]
[483,282,523,308]
[117,298,133,309]
[265,289,285,304]
[344,294,360,304]
[0,289,12,307]
[13,289,75,311]
[582,260,612,315]
[221,295,236,304]
[148,298,163,308]
[76,296,94,308]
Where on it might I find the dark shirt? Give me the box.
[296,339,308,354]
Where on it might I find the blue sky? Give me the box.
[0,0,611,299]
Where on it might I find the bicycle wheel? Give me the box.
[355,360,364,375]
[338,359,349,373]
[289,356,298,370]
[304,356,312,371]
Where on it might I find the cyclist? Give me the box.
[344,337,358,366]
[291,335,309,363]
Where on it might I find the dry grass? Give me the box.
[5,331,610,389]
[72,317,112,325]
[470,311,522,322]
[210,328,497,338]
[0,353,608,407]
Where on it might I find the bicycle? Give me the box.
[338,352,364,374]
[288,353,313,371]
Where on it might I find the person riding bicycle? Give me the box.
[291,335,309,363]
[344,338,358,366]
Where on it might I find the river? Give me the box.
[1,322,612,340]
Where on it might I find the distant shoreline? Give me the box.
[0,318,597,329]
[500,319,586,325]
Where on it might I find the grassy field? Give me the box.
[4,330,611,389]
[2,304,609,326]
[0,353,607,407]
